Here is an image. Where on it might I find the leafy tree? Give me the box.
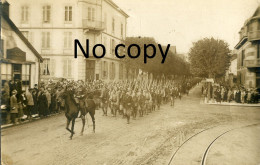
[124,37,190,78]
[189,37,231,78]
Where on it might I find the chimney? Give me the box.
[1,1,10,17]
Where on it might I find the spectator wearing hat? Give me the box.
[10,90,19,124]
[45,88,51,116]
[38,87,48,118]
[26,88,34,120]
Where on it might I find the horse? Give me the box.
[61,87,78,139]
[79,94,96,135]
[62,87,96,139]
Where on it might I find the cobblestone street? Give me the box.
[1,84,260,165]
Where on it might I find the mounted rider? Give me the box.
[75,85,86,117]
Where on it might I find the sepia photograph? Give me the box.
[0,0,260,164]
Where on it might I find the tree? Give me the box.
[124,37,190,78]
[189,37,231,78]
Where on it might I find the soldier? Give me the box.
[138,89,145,117]
[124,89,133,124]
[131,90,138,120]
[151,89,156,111]
[100,85,109,116]
[155,88,162,110]
[75,85,86,118]
[110,88,119,117]
[170,87,176,107]
[144,89,152,114]
[120,89,127,118]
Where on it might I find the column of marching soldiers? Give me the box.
[3,76,200,125]
[73,77,200,124]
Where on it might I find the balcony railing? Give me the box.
[244,59,260,68]
[248,30,260,41]
[82,19,105,31]
[76,45,104,58]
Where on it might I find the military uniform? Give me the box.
[75,86,86,117]
[124,92,132,124]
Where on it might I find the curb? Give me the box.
[1,113,63,130]
[204,103,260,107]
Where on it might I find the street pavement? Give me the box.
[1,84,260,165]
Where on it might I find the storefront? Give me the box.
[1,8,42,90]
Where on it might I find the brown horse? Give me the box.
[62,87,96,139]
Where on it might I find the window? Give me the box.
[104,13,107,31]
[121,23,123,37]
[119,63,123,79]
[0,39,4,58]
[102,61,108,79]
[42,32,50,48]
[65,6,72,22]
[241,50,245,66]
[22,65,30,89]
[63,59,72,77]
[257,42,260,58]
[111,39,115,54]
[88,7,95,21]
[248,23,253,32]
[43,5,51,23]
[92,8,95,21]
[42,59,50,75]
[21,6,29,23]
[1,63,12,85]
[64,32,72,48]
[112,18,115,33]
[109,62,115,80]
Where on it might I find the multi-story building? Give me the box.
[225,51,237,87]
[8,0,128,82]
[1,1,43,90]
[235,6,260,89]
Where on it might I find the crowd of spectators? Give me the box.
[202,83,259,104]
[1,77,201,125]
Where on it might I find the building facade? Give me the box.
[235,6,260,89]
[8,0,128,82]
[1,2,43,91]
[225,52,237,87]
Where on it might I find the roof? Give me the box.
[242,5,260,28]
[104,0,129,18]
[1,3,43,62]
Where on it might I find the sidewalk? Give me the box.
[1,113,62,129]
[205,102,260,107]
[200,99,260,107]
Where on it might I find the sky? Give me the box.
[113,0,259,53]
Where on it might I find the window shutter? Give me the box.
[110,39,112,54]
[47,32,50,48]
[47,6,51,22]
[88,7,91,21]
[109,62,112,79]
[100,60,103,79]
[41,32,44,48]
[63,32,66,48]
[68,60,72,77]
[50,59,55,76]
[92,8,95,21]
[63,59,67,77]
[65,6,68,21]
[69,7,72,21]
[69,32,72,48]
[43,6,45,22]
[26,6,29,21]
